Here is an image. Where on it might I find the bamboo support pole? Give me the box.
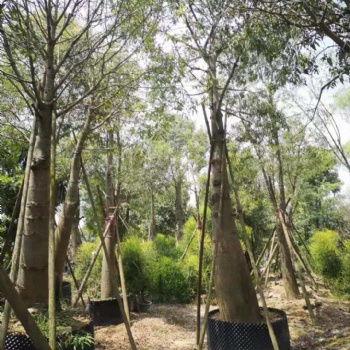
[112,186,131,326]
[259,243,278,284]
[72,208,117,307]
[66,256,86,308]
[198,138,225,350]
[225,146,280,350]
[0,180,23,264]
[48,109,57,349]
[287,229,317,289]
[0,118,37,348]
[296,264,317,325]
[255,228,276,270]
[0,267,50,350]
[80,158,137,350]
[115,222,130,325]
[196,146,213,345]
[180,226,197,261]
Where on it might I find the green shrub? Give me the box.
[339,240,350,296]
[74,241,102,298]
[309,230,342,280]
[153,233,181,259]
[122,236,154,298]
[149,256,192,303]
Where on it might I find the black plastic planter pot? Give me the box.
[61,281,72,304]
[134,300,152,313]
[207,307,291,350]
[5,321,94,350]
[88,297,130,326]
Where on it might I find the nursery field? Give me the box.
[94,280,350,350]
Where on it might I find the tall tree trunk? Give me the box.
[16,14,57,306]
[272,122,299,299]
[209,55,261,323]
[101,130,118,299]
[55,108,93,285]
[175,179,184,245]
[17,107,53,306]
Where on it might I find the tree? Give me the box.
[0,0,159,306]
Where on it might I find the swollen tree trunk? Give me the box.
[17,107,53,306]
[209,55,261,323]
[16,15,57,306]
[175,179,184,245]
[55,108,94,285]
[101,130,118,299]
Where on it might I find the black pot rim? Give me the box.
[208,307,287,325]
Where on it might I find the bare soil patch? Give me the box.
[95,280,350,349]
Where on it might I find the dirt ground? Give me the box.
[95,279,350,350]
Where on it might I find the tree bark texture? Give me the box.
[101,130,118,299]
[16,22,56,305]
[209,55,260,323]
[272,124,299,299]
[55,109,93,285]
[17,107,52,306]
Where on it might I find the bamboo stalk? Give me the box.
[0,267,50,350]
[66,256,86,308]
[199,139,225,350]
[0,180,23,264]
[0,118,37,348]
[113,185,131,326]
[80,158,137,350]
[255,228,276,270]
[259,243,279,283]
[72,209,117,307]
[48,108,57,349]
[180,226,197,261]
[196,146,214,345]
[296,264,316,325]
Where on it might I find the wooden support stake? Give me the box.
[72,209,117,307]
[48,108,57,349]
[181,226,197,261]
[80,158,137,350]
[0,267,50,350]
[0,118,37,348]
[196,145,213,346]
[296,264,317,325]
[0,180,23,264]
[66,256,85,308]
[255,228,276,270]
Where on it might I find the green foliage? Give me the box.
[340,240,350,296]
[33,310,94,350]
[121,230,210,304]
[149,256,193,303]
[153,234,181,259]
[309,230,342,280]
[58,332,94,350]
[73,242,102,298]
[122,236,154,297]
